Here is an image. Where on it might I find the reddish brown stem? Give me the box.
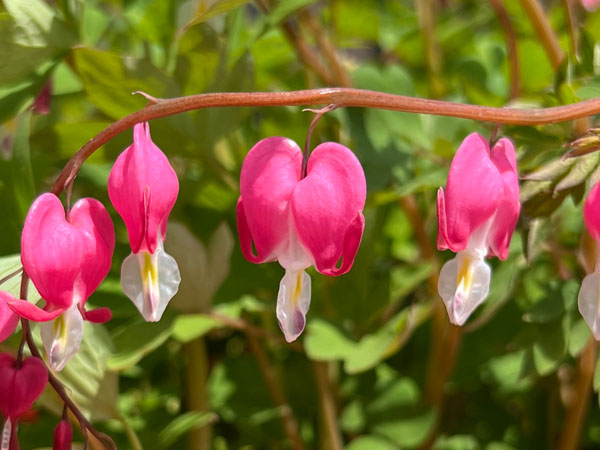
[19,274,116,450]
[490,0,521,99]
[51,88,600,196]
[518,0,564,69]
[246,334,306,450]
[298,11,352,88]
[557,337,597,450]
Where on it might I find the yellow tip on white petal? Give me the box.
[40,304,83,371]
[121,242,181,322]
[438,252,491,326]
[276,269,311,342]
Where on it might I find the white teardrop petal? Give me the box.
[2,418,11,450]
[578,272,600,340]
[121,243,181,322]
[438,253,491,326]
[40,304,83,371]
[276,270,311,343]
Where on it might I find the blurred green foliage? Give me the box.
[0,0,600,449]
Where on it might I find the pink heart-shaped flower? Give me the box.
[11,193,114,322]
[0,353,48,419]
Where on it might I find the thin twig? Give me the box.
[246,333,306,450]
[518,0,564,69]
[490,0,521,99]
[298,11,352,88]
[557,337,597,450]
[49,88,600,196]
[18,274,116,450]
[312,361,343,450]
[562,0,578,59]
[0,267,23,287]
[254,0,334,86]
[208,312,303,351]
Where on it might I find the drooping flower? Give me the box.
[108,122,180,322]
[0,292,19,343]
[9,193,115,370]
[577,181,600,339]
[52,414,72,450]
[0,353,48,450]
[581,0,600,11]
[237,137,366,342]
[437,133,520,325]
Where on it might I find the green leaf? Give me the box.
[532,317,569,375]
[267,0,317,25]
[568,318,590,357]
[158,411,217,448]
[345,436,399,450]
[73,47,180,119]
[107,315,175,371]
[11,111,35,223]
[304,319,356,361]
[0,254,40,303]
[433,435,480,450]
[345,303,431,374]
[554,153,600,192]
[367,377,436,448]
[172,314,222,343]
[4,0,73,47]
[186,0,253,27]
[38,322,119,421]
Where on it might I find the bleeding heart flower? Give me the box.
[577,181,600,339]
[52,416,72,450]
[437,133,520,325]
[108,122,181,322]
[237,137,366,342]
[9,193,115,371]
[0,293,19,343]
[0,353,48,450]
[581,0,600,11]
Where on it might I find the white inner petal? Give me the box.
[276,269,311,342]
[121,237,181,322]
[2,418,11,450]
[438,249,491,326]
[277,210,312,271]
[40,303,83,371]
[578,271,600,340]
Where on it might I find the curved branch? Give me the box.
[51,88,600,195]
[19,275,116,450]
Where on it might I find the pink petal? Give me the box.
[108,122,179,254]
[437,133,504,252]
[237,137,303,263]
[0,292,19,343]
[437,188,450,250]
[78,305,112,323]
[488,138,521,260]
[21,194,85,310]
[68,198,115,303]
[291,142,366,275]
[53,418,73,450]
[584,181,600,241]
[0,354,48,419]
[7,300,64,322]
[581,0,600,11]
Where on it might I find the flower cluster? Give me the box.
[5,116,600,448]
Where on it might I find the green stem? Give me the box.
[184,338,212,450]
[121,417,144,450]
